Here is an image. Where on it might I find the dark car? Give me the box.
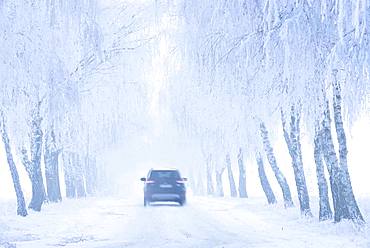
[140,169,187,206]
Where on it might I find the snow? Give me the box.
[1,194,369,248]
[1,0,370,247]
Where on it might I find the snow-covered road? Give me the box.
[1,195,369,248]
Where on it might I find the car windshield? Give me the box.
[149,170,180,179]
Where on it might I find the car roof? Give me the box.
[150,168,179,171]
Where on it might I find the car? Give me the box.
[140,168,187,206]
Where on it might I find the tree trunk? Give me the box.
[20,105,46,212]
[237,148,248,198]
[215,167,225,197]
[85,156,97,196]
[260,122,293,207]
[28,108,46,211]
[320,101,349,222]
[226,154,237,197]
[281,107,312,216]
[332,75,364,223]
[206,154,214,195]
[196,170,205,195]
[63,152,76,198]
[0,113,27,217]
[44,129,62,202]
[74,154,86,198]
[314,124,332,221]
[256,153,276,204]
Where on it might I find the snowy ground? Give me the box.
[1,195,370,248]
